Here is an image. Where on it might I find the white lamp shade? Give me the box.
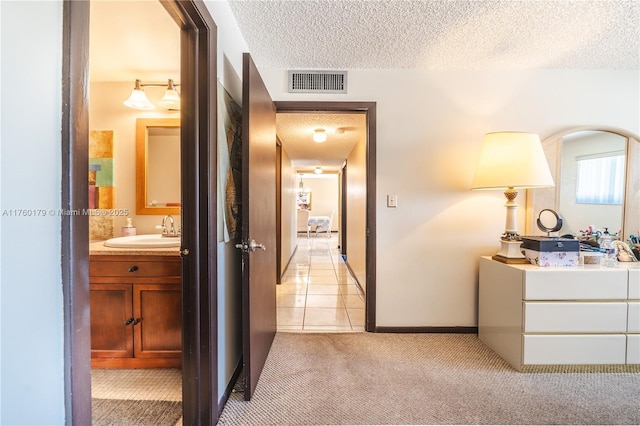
[123,88,154,110]
[471,132,554,190]
[157,88,181,110]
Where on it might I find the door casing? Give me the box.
[274,101,377,331]
[62,1,219,424]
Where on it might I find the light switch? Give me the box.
[387,194,398,208]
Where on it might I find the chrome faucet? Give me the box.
[160,215,179,237]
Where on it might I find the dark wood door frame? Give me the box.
[341,162,348,255]
[62,1,219,424]
[274,101,377,331]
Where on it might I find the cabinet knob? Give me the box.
[132,318,141,326]
[128,265,139,273]
[124,318,134,326]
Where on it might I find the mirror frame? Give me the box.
[136,117,181,215]
[526,126,640,238]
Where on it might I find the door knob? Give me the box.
[249,239,266,251]
[235,239,267,252]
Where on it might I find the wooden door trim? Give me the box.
[62,2,91,423]
[274,101,377,331]
[63,1,218,424]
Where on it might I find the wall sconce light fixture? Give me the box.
[123,79,180,110]
[313,128,327,143]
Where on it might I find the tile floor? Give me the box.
[278,233,365,332]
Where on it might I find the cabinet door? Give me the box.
[133,283,182,358]
[90,283,133,358]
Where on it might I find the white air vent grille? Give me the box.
[288,71,347,93]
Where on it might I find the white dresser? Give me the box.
[478,256,640,371]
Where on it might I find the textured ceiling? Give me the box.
[228,0,640,70]
[89,0,640,174]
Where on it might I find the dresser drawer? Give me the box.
[630,269,640,299]
[524,269,627,300]
[523,335,626,365]
[90,258,181,278]
[628,302,640,332]
[524,302,627,332]
[628,335,640,364]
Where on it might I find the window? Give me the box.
[575,151,625,204]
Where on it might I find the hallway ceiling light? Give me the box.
[123,78,181,110]
[314,166,323,174]
[313,128,327,143]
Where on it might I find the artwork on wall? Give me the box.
[89,130,115,240]
[217,82,243,242]
[297,191,312,210]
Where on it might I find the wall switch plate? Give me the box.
[387,194,398,208]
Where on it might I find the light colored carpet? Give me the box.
[92,399,182,426]
[217,333,640,425]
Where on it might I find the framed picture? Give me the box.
[297,191,312,210]
[613,240,638,262]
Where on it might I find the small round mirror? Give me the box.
[537,209,563,235]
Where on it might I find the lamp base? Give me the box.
[492,239,530,264]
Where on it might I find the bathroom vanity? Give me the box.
[89,242,181,368]
[479,256,640,371]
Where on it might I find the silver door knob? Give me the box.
[249,239,266,251]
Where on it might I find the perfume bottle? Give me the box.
[122,217,136,236]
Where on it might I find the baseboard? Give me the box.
[374,326,478,334]
[218,357,243,416]
[342,260,365,294]
[279,245,298,283]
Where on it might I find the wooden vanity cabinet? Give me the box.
[90,254,181,368]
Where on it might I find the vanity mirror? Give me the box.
[526,126,640,240]
[136,118,181,215]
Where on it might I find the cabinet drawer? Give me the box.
[630,269,640,299]
[629,302,640,332]
[524,302,627,332]
[524,269,627,300]
[523,335,626,365]
[628,335,640,364]
[90,258,180,278]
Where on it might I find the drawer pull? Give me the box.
[124,318,134,326]
[128,265,139,273]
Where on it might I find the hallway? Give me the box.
[277,234,365,331]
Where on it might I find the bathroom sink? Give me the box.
[104,234,180,248]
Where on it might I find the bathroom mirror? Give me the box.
[526,126,640,239]
[136,118,181,215]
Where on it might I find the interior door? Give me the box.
[239,53,277,401]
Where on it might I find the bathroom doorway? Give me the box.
[63,1,219,424]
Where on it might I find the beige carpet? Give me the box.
[92,399,182,426]
[217,333,640,425]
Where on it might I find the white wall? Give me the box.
[281,147,297,272]
[204,0,249,404]
[300,174,339,230]
[259,68,640,327]
[0,1,66,424]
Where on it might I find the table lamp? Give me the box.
[471,132,554,263]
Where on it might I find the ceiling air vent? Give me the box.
[288,71,347,94]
